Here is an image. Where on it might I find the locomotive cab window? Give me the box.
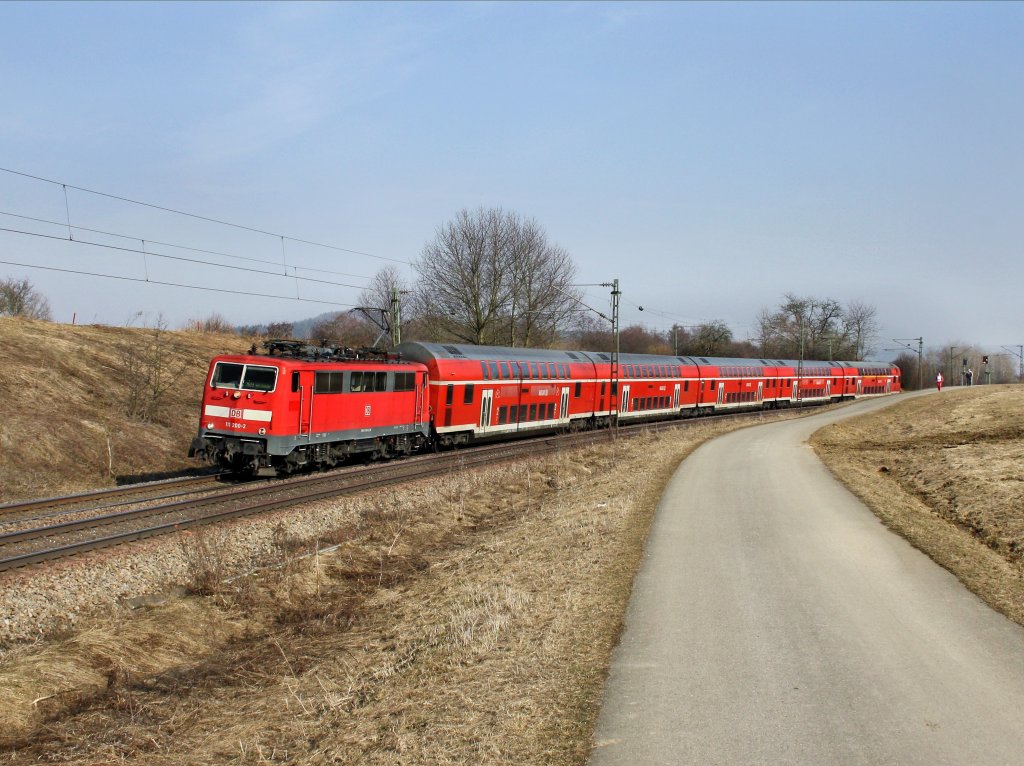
[243,366,277,392]
[212,362,278,392]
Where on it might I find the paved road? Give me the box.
[589,395,1024,765]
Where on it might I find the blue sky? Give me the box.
[1,1,1021,357]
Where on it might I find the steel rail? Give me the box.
[0,473,223,517]
[0,438,562,572]
[0,404,821,573]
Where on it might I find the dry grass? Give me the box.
[0,317,246,502]
[0,419,766,765]
[812,385,1024,626]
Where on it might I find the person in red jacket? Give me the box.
[936,372,944,391]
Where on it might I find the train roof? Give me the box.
[397,343,791,368]
[836,360,899,371]
[212,353,424,369]
[394,342,896,375]
[395,341,611,364]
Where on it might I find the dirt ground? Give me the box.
[812,385,1024,627]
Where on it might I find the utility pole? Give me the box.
[554,279,622,435]
[893,337,923,390]
[609,279,620,433]
[1001,345,1024,381]
[947,347,963,387]
[390,287,402,347]
[797,313,805,406]
[918,336,923,390]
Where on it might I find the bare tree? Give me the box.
[892,351,922,390]
[184,313,235,334]
[842,300,879,359]
[757,294,874,360]
[309,312,378,347]
[0,277,52,320]
[413,208,579,346]
[571,313,613,351]
[619,324,671,354]
[414,208,514,344]
[120,316,187,423]
[692,321,734,356]
[505,220,578,347]
[266,321,295,339]
[667,324,693,355]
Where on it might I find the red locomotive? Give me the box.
[189,340,430,476]
[189,340,900,475]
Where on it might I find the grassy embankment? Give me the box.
[812,385,1024,626]
[0,317,243,502]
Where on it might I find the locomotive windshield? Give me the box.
[211,362,278,392]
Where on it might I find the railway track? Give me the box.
[0,473,226,524]
[0,408,792,573]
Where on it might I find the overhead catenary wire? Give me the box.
[0,209,373,280]
[0,258,358,308]
[0,166,410,265]
[618,296,756,336]
[0,225,371,291]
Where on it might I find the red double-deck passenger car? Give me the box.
[394,342,900,447]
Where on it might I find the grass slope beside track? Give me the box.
[812,385,1024,628]
[0,420,763,764]
[0,317,242,503]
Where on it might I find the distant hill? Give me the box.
[291,312,341,339]
[238,311,342,341]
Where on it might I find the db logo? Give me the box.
[229,408,243,419]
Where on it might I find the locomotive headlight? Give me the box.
[206,422,214,429]
[233,391,242,399]
[258,428,266,435]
